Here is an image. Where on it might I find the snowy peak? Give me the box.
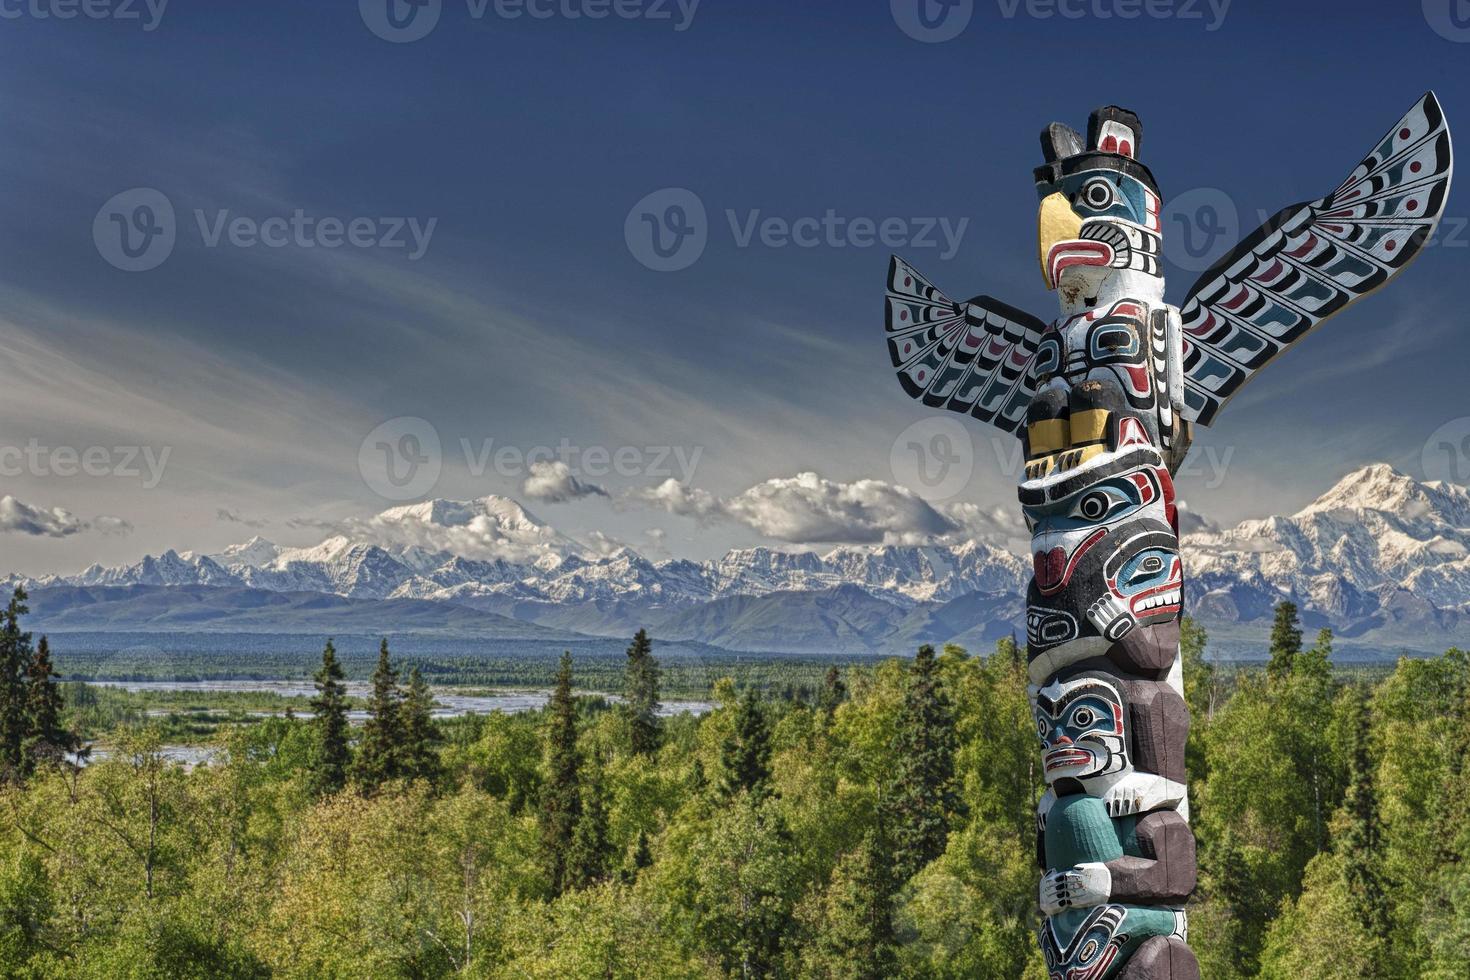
[1297,463,1470,527]
[214,536,281,568]
[1188,463,1470,623]
[376,495,547,532]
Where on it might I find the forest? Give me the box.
[1,584,1469,978]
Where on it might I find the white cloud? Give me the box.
[0,496,130,538]
[522,460,608,503]
[631,478,726,521]
[580,530,631,557]
[630,472,959,545]
[725,472,956,545]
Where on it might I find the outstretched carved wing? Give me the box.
[1178,92,1454,426]
[885,254,1048,435]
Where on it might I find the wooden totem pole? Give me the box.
[884,94,1452,978]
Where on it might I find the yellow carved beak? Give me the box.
[1038,191,1083,290]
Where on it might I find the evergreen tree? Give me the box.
[1268,600,1303,681]
[623,628,661,756]
[0,587,33,780]
[1297,627,1334,686]
[818,665,847,719]
[1340,693,1391,942]
[568,770,610,889]
[401,665,442,785]
[21,635,74,776]
[540,651,582,894]
[720,688,772,800]
[689,757,708,796]
[630,830,653,876]
[354,638,403,791]
[810,828,896,980]
[884,645,961,883]
[308,639,351,797]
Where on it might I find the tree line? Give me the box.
[0,589,1467,977]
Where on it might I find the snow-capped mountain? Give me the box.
[28,495,1030,610]
[10,466,1470,657]
[1184,464,1470,639]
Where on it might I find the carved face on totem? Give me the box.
[1034,672,1130,784]
[1034,107,1163,312]
[1021,451,1182,676]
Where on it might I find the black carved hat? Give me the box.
[1034,106,1160,196]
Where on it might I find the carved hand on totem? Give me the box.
[1039,861,1112,915]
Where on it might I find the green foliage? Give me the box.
[624,629,661,757]
[353,639,404,791]
[0,587,35,781]
[883,645,961,884]
[3,597,1470,979]
[307,639,350,797]
[540,652,582,895]
[1267,600,1304,680]
[720,688,772,801]
[401,665,442,786]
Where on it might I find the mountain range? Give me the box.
[7,464,1469,660]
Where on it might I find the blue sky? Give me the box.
[2,0,1468,574]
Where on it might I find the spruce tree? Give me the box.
[309,638,351,796]
[401,665,442,785]
[21,635,74,776]
[629,830,653,876]
[720,688,772,800]
[540,651,582,894]
[1340,693,1391,941]
[812,828,896,979]
[818,665,847,719]
[0,587,34,781]
[568,770,610,889]
[354,638,403,791]
[623,628,661,756]
[1267,600,1303,680]
[884,644,961,882]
